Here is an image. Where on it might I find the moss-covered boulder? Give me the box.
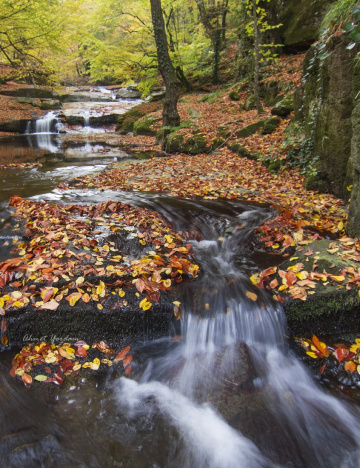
[243,96,256,111]
[163,131,207,154]
[133,116,158,136]
[271,94,294,118]
[116,101,159,134]
[229,141,259,161]
[229,90,241,101]
[237,120,265,138]
[281,240,360,336]
[40,99,62,110]
[182,133,207,154]
[347,102,360,237]
[261,117,281,134]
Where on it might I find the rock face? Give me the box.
[295,34,360,201]
[347,103,360,236]
[275,0,336,50]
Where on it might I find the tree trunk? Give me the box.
[150,0,180,134]
[252,0,263,115]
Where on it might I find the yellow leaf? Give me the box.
[69,295,80,306]
[139,298,152,310]
[250,274,260,285]
[338,221,344,231]
[331,275,345,282]
[118,289,125,297]
[97,304,103,310]
[76,276,85,285]
[296,271,308,280]
[173,301,181,307]
[289,257,299,262]
[34,375,48,382]
[163,279,172,288]
[327,248,339,254]
[165,235,173,243]
[306,351,318,359]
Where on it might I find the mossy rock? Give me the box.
[182,133,207,154]
[133,116,157,136]
[40,99,62,110]
[218,125,231,138]
[243,96,256,111]
[281,240,360,336]
[0,87,54,99]
[164,131,207,154]
[131,150,168,159]
[14,97,41,107]
[210,137,225,151]
[304,172,329,193]
[237,120,265,138]
[229,90,241,101]
[267,159,282,172]
[271,94,294,118]
[229,142,260,161]
[116,101,159,134]
[164,133,185,153]
[261,117,281,135]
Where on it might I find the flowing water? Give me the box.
[0,94,359,468]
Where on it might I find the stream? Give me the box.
[0,89,360,468]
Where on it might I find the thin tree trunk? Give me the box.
[150,0,180,134]
[252,0,263,115]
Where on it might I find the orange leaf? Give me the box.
[344,361,356,373]
[246,291,257,301]
[22,373,33,385]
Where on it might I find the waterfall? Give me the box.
[25,111,61,153]
[109,196,360,468]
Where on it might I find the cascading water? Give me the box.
[0,193,360,467]
[25,111,61,153]
[106,194,360,468]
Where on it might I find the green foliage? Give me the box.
[321,0,359,33]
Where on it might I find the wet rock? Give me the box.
[40,99,62,110]
[116,87,142,99]
[0,86,54,99]
[0,119,30,133]
[281,240,360,336]
[148,90,166,101]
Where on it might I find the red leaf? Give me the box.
[334,347,349,363]
[75,346,87,357]
[114,345,131,363]
[124,365,132,375]
[123,354,133,367]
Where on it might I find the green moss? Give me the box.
[133,116,157,136]
[261,117,281,135]
[229,90,241,101]
[182,133,207,154]
[237,120,265,138]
